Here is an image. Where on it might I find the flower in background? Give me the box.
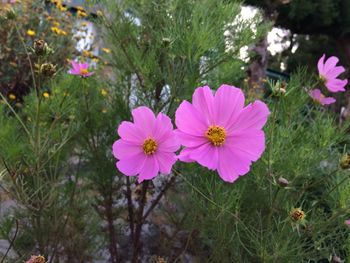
[26,255,46,263]
[345,219,350,227]
[175,85,269,183]
[26,29,36,36]
[318,54,348,92]
[102,47,111,53]
[113,106,180,182]
[309,89,335,106]
[68,61,94,77]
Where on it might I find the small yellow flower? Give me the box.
[27,29,36,37]
[102,47,111,53]
[81,22,88,27]
[77,10,87,18]
[51,26,60,34]
[101,89,108,96]
[8,94,16,100]
[52,21,60,27]
[43,92,50,98]
[76,6,84,11]
[82,50,93,57]
[92,58,99,63]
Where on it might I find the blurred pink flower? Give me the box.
[318,54,347,92]
[175,85,269,183]
[26,255,45,263]
[68,61,94,77]
[309,89,336,105]
[345,219,350,226]
[113,106,180,182]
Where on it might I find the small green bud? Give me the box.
[277,177,289,187]
[40,63,56,77]
[340,154,350,169]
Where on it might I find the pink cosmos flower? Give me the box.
[175,84,269,183]
[344,219,350,227]
[112,106,180,182]
[309,89,336,105]
[318,54,348,92]
[68,61,94,77]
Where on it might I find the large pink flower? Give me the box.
[68,61,94,77]
[175,85,269,183]
[309,89,336,106]
[113,106,180,182]
[318,54,347,92]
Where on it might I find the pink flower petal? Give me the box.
[228,130,265,161]
[132,106,156,136]
[192,86,214,124]
[320,97,336,105]
[116,153,146,176]
[117,121,145,143]
[189,143,219,170]
[178,147,195,163]
[228,100,270,133]
[217,145,251,183]
[158,134,180,152]
[153,112,173,142]
[156,152,177,174]
[309,89,322,100]
[214,84,245,128]
[317,54,325,74]
[326,78,347,92]
[327,66,345,79]
[112,139,142,159]
[174,130,207,148]
[323,56,339,73]
[138,156,159,182]
[175,101,208,136]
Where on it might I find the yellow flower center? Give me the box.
[80,68,89,75]
[142,138,158,155]
[206,125,226,146]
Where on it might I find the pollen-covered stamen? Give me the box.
[206,125,226,146]
[80,68,89,75]
[142,138,158,155]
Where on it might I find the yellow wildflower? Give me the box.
[52,21,60,27]
[77,10,87,18]
[102,47,111,53]
[51,26,60,34]
[43,92,50,98]
[82,50,93,57]
[101,89,108,96]
[8,94,16,100]
[27,29,36,36]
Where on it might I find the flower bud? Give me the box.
[331,255,342,263]
[290,208,305,222]
[340,154,350,169]
[278,177,289,187]
[34,39,47,56]
[40,63,56,77]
